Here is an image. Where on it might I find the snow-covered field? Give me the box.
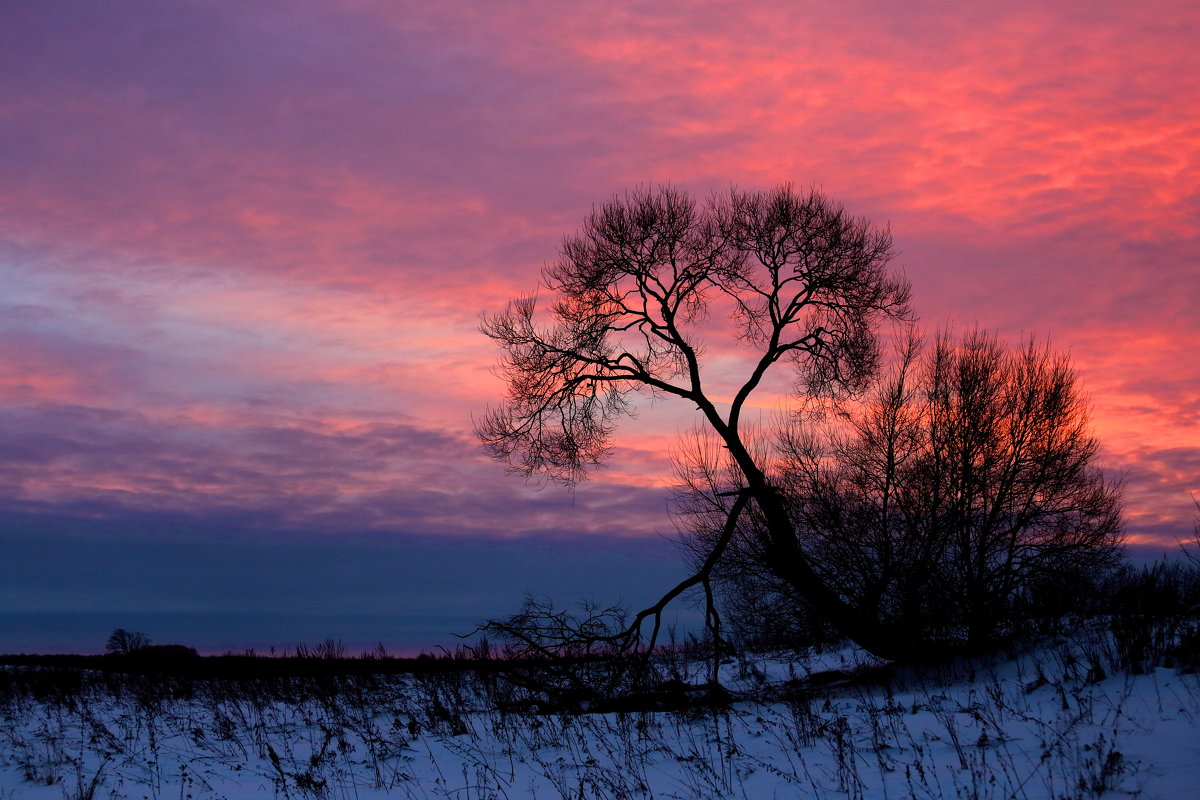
[2,640,1197,799]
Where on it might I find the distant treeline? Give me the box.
[0,648,505,680]
[0,639,649,685]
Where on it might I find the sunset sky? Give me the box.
[2,0,1197,654]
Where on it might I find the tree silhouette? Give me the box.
[479,184,918,659]
[685,329,1124,651]
[105,628,150,655]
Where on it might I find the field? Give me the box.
[2,630,1198,799]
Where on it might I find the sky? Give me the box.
[1,0,1197,654]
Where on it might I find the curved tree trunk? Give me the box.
[749,483,926,661]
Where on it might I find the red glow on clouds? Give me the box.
[1,0,1197,546]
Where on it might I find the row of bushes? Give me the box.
[722,554,1200,674]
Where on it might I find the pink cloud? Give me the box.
[1,0,1196,547]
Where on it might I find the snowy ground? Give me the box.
[1,640,1197,799]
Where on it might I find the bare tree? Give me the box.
[727,329,1126,650]
[931,332,1123,644]
[479,184,916,659]
[105,628,151,655]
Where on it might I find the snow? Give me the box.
[1,641,1197,799]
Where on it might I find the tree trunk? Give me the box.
[750,483,930,662]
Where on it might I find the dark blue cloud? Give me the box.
[0,512,692,655]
